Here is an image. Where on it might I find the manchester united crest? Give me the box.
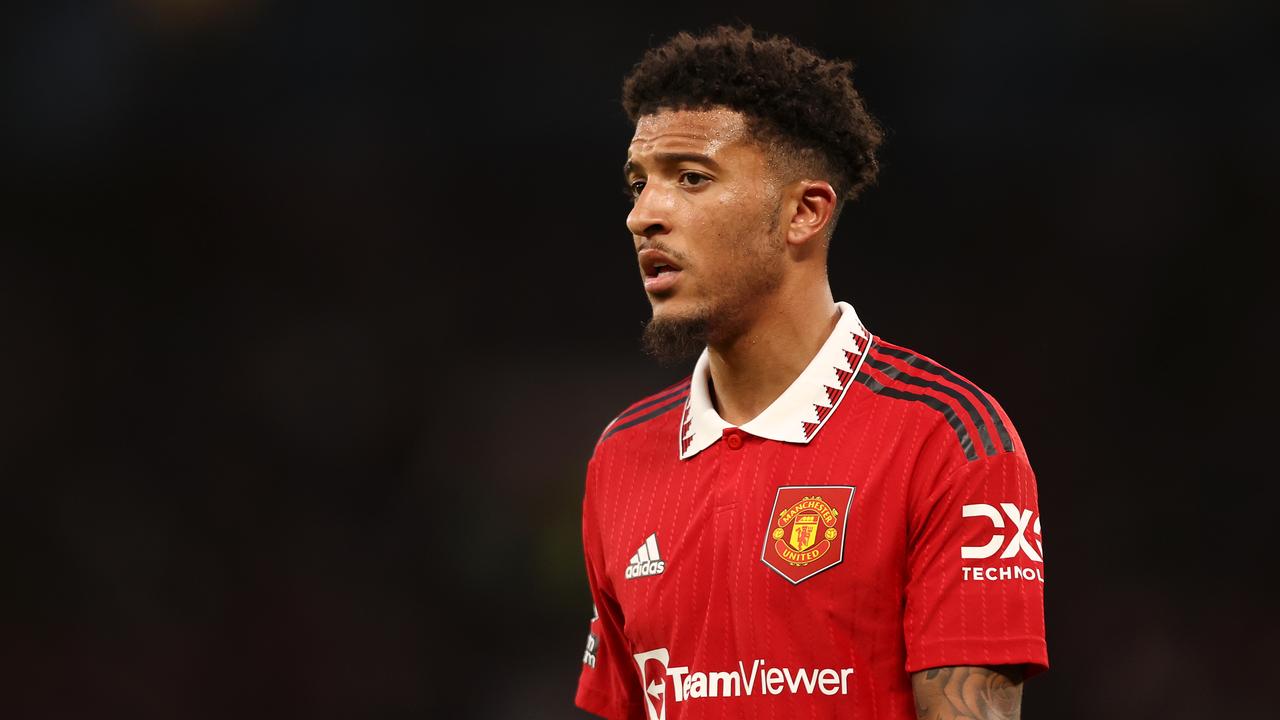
[761,485,856,584]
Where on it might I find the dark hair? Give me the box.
[621,24,884,217]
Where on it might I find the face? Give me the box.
[624,107,787,355]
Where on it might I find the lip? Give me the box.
[643,269,681,293]
[638,248,684,293]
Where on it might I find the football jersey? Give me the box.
[575,301,1047,720]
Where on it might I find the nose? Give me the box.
[626,183,672,239]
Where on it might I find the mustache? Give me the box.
[636,240,691,266]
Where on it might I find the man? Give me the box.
[575,24,1046,720]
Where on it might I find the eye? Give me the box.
[625,180,645,200]
[680,171,708,187]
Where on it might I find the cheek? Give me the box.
[682,193,765,279]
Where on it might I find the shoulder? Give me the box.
[855,335,1026,466]
[591,375,692,456]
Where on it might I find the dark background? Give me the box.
[4,1,1277,717]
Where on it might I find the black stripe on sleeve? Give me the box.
[600,393,688,443]
[609,379,692,427]
[853,373,979,462]
[863,356,998,457]
[871,344,1014,453]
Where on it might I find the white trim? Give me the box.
[679,301,872,459]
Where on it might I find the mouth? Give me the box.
[638,249,684,294]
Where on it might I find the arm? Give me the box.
[911,665,1024,720]
[574,456,643,719]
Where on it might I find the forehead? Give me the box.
[627,107,753,159]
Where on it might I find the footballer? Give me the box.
[575,24,1047,720]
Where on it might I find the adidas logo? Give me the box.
[625,533,666,579]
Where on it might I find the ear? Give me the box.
[784,180,839,248]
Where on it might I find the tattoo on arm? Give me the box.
[911,665,1024,720]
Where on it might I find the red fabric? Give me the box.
[575,337,1047,720]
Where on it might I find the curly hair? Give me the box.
[621,24,884,216]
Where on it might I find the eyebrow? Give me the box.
[623,151,723,181]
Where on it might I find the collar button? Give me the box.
[725,431,743,450]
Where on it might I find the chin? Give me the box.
[649,294,713,324]
[648,293,692,317]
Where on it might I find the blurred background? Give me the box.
[3,1,1277,717]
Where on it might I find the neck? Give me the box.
[706,282,838,426]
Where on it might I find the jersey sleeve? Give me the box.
[902,439,1049,678]
[575,456,644,719]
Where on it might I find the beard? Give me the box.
[641,304,713,366]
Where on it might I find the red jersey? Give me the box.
[575,301,1048,720]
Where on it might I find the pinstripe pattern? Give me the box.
[575,328,1046,720]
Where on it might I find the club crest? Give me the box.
[761,485,856,584]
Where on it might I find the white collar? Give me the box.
[678,301,873,459]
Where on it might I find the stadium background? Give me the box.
[4,1,1276,717]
